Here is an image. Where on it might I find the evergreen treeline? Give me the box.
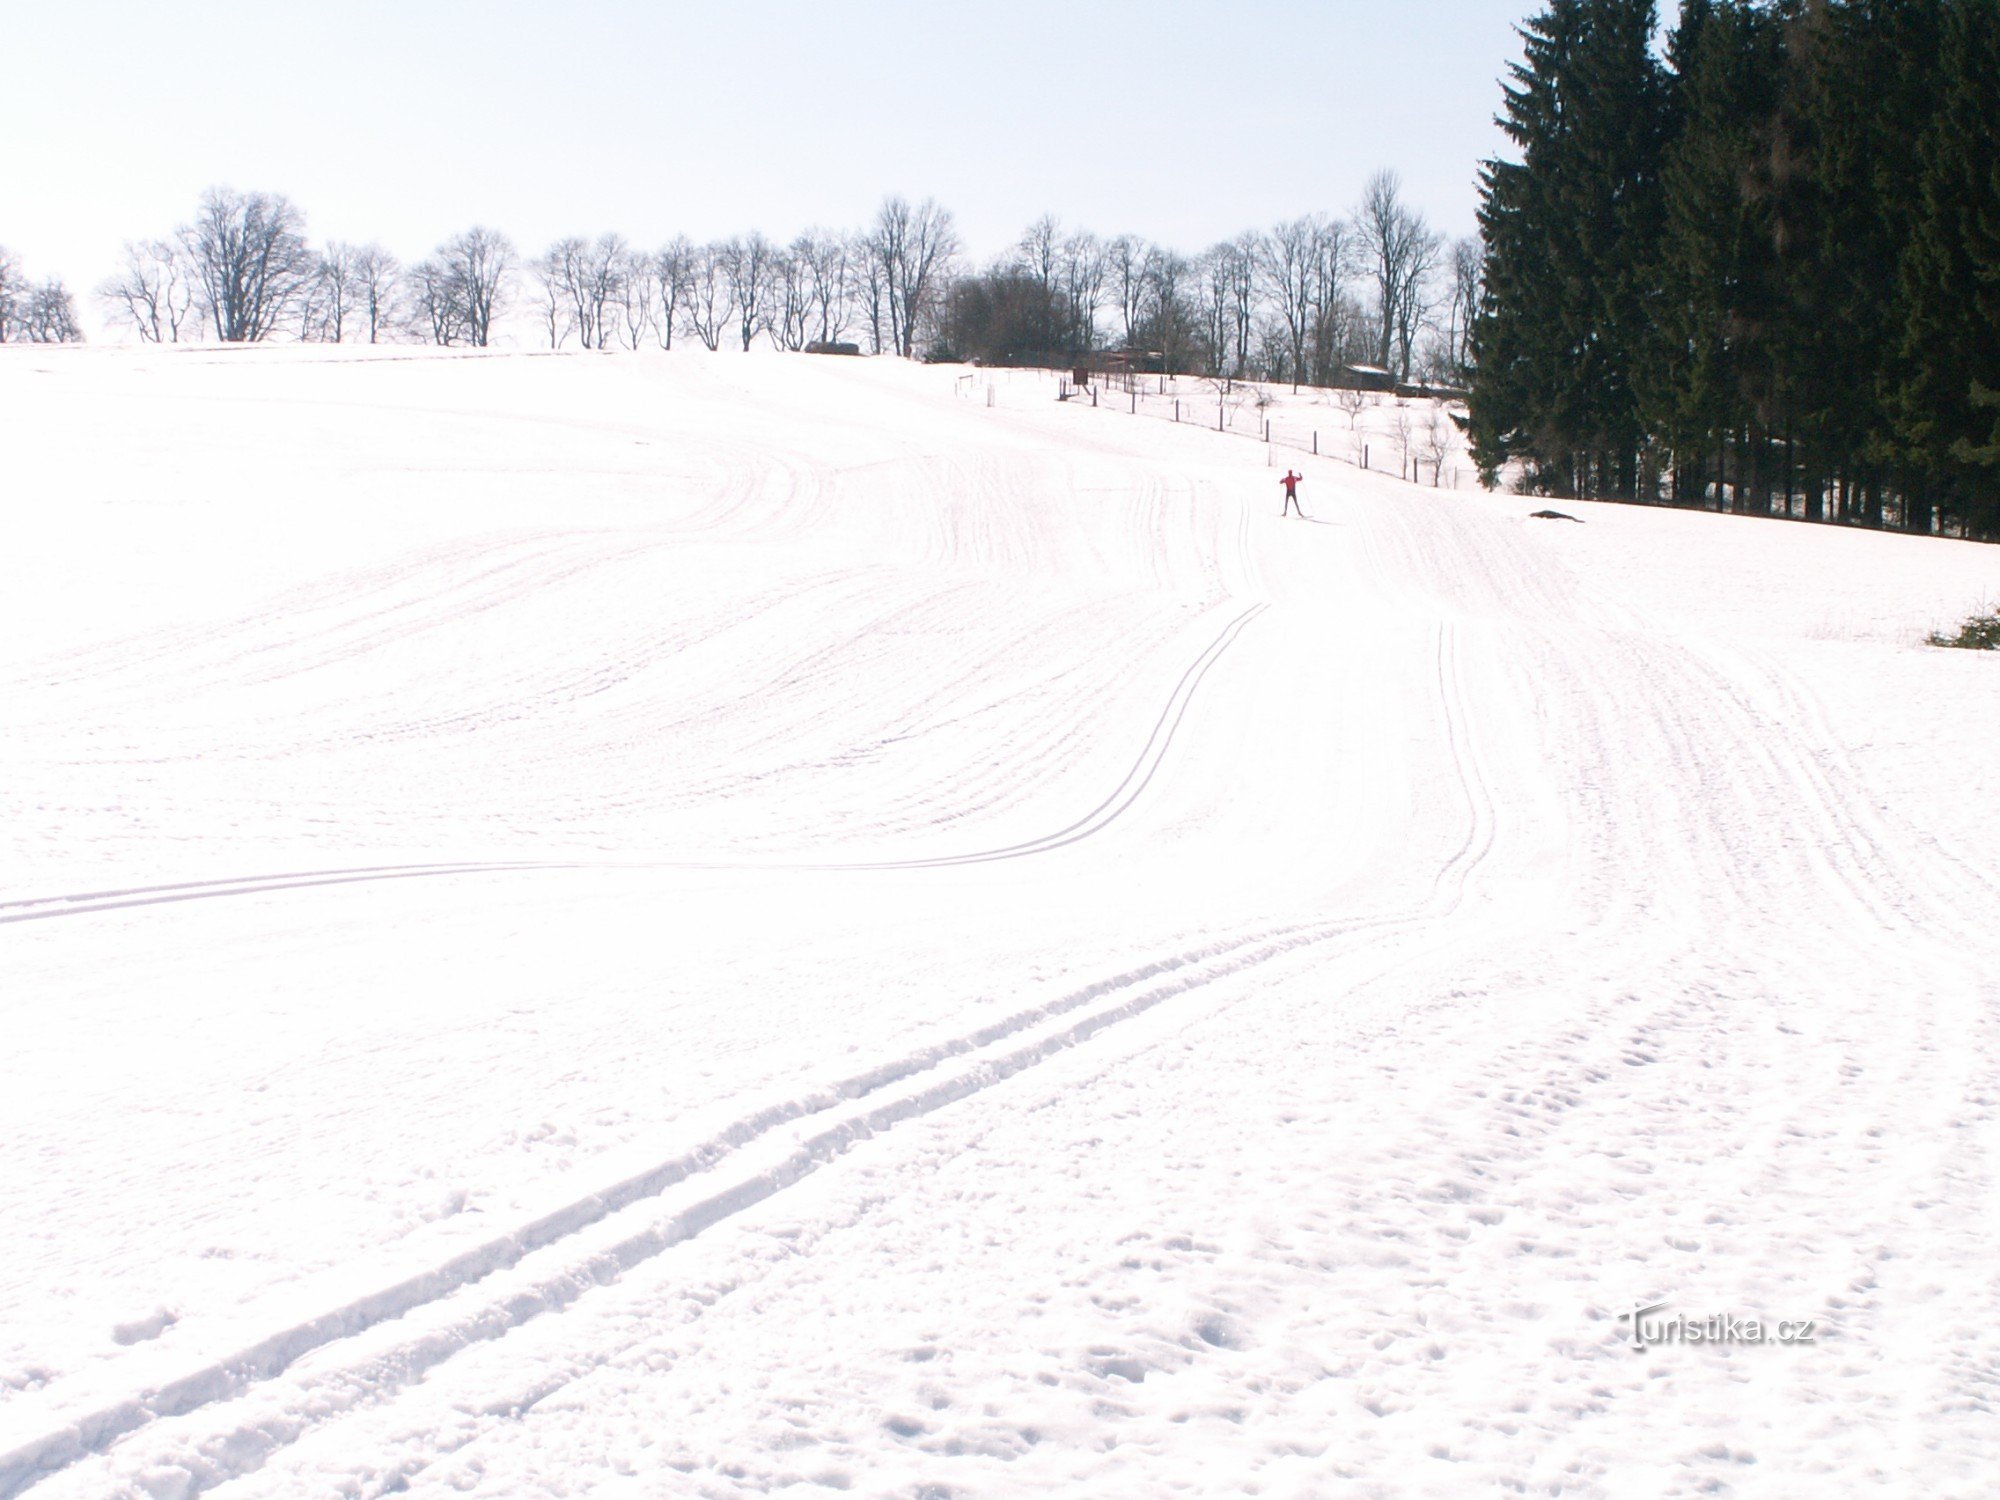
[1469,0,2000,540]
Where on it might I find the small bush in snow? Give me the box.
[1927,613,2000,650]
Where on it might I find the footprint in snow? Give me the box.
[112,1306,179,1345]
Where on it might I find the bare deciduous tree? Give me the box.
[534,235,623,350]
[852,231,887,353]
[1314,290,1367,383]
[1444,234,1481,378]
[1393,399,1416,477]
[1259,214,1350,388]
[720,233,777,351]
[1419,403,1454,485]
[437,227,513,348]
[0,248,19,342]
[1392,239,1443,383]
[1060,230,1106,352]
[682,242,733,351]
[406,256,465,346]
[533,238,579,347]
[1197,243,1237,377]
[651,237,694,349]
[352,246,399,344]
[794,230,851,346]
[1015,216,1063,298]
[1212,233,1256,376]
[1138,247,1195,373]
[1355,170,1441,381]
[1196,238,1262,378]
[179,187,315,343]
[986,219,1103,354]
[1106,234,1148,347]
[770,241,815,351]
[302,242,363,343]
[295,270,327,344]
[616,248,655,349]
[16,278,84,343]
[570,234,626,350]
[99,239,196,344]
[866,196,958,358]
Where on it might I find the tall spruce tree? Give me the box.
[1894,0,2000,537]
[1764,0,1946,523]
[1642,0,1782,509]
[1470,0,1670,497]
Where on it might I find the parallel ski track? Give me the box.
[0,604,1266,928]
[0,611,1492,1500]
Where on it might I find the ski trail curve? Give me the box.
[0,605,1267,927]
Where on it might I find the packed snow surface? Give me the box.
[3,346,1998,1498]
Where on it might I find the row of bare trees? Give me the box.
[92,187,961,357]
[77,178,1469,382]
[531,231,848,352]
[0,247,83,343]
[99,190,515,349]
[949,171,1479,386]
[527,198,957,356]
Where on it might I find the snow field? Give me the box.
[2,344,1998,1497]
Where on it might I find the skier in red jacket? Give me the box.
[1279,469,1305,517]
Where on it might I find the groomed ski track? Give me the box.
[2,348,1997,1497]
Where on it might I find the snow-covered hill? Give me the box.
[2,345,1997,1498]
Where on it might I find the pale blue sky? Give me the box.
[6,1,1541,292]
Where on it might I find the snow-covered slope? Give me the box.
[2,345,1996,1498]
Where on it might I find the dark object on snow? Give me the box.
[1529,509,1583,522]
[805,340,861,356]
[1927,612,2000,649]
[1336,364,1398,393]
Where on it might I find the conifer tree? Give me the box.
[1763,0,1946,522]
[1894,0,2000,536]
[1470,0,1669,497]
[1642,0,1782,509]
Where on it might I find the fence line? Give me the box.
[962,367,1473,492]
[954,367,1983,532]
